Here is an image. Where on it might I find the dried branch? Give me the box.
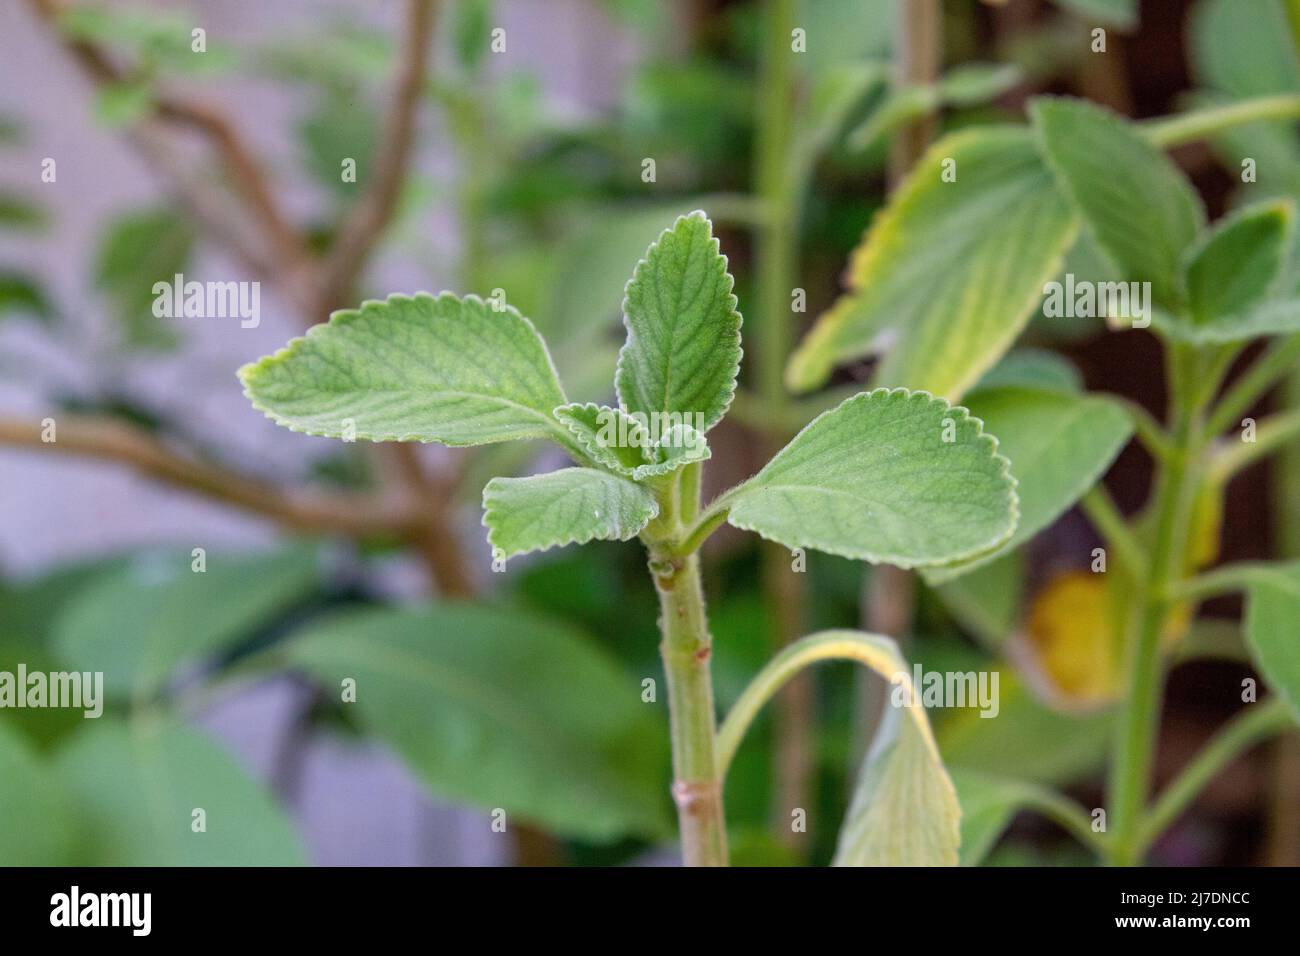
[0,415,413,538]
[315,0,438,315]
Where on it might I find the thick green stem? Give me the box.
[1107,346,1203,865]
[653,552,728,867]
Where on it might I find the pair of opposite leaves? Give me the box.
[239,211,1020,571]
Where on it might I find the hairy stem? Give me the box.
[652,553,728,867]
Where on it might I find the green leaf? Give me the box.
[925,387,1132,583]
[1190,0,1298,98]
[52,718,305,865]
[1244,563,1300,721]
[95,81,153,127]
[482,468,658,561]
[553,402,653,475]
[935,550,1024,649]
[94,207,193,349]
[1030,96,1205,307]
[940,674,1112,787]
[240,292,572,447]
[830,632,960,865]
[632,422,711,480]
[787,127,1077,399]
[951,769,1069,866]
[52,546,321,699]
[298,95,379,199]
[723,388,1018,568]
[0,723,78,864]
[974,348,1083,394]
[1186,200,1292,324]
[615,211,742,433]
[284,604,672,841]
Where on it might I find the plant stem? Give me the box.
[752,0,817,847]
[1107,345,1203,865]
[1143,93,1300,149]
[652,552,728,866]
[1209,406,1300,483]
[1206,334,1300,437]
[1135,698,1292,855]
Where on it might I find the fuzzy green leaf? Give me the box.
[631,422,711,481]
[240,292,571,447]
[483,468,658,561]
[1030,97,1205,307]
[830,631,960,866]
[284,604,672,841]
[1244,564,1300,722]
[723,388,1018,568]
[615,211,742,433]
[786,127,1077,399]
[925,387,1132,584]
[553,402,653,475]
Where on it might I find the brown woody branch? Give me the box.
[314,0,438,316]
[0,415,413,538]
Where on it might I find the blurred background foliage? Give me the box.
[1,0,1296,866]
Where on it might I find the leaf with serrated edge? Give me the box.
[786,127,1077,399]
[615,211,742,433]
[723,388,1018,568]
[483,468,658,561]
[239,292,570,447]
[553,402,651,476]
[828,630,960,866]
[925,387,1132,584]
[1244,564,1300,722]
[1030,96,1205,307]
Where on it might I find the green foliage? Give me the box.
[52,546,322,700]
[615,212,742,433]
[284,604,672,841]
[786,127,1077,399]
[0,724,78,865]
[1030,96,1205,307]
[53,718,305,865]
[94,208,193,348]
[1243,564,1300,721]
[827,632,961,866]
[484,468,659,560]
[925,386,1132,583]
[724,388,1018,567]
[241,293,573,448]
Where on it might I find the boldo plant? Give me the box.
[239,211,1021,866]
